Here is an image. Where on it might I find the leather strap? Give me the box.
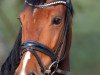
[21,41,57,62]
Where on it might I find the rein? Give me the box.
[20,0,72,75]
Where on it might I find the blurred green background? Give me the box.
[0,0,100,75]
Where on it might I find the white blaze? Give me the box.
[33,8,37,16]
[20,51,31,75]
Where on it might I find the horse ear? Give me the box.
[0,28,22,75]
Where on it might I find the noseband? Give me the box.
[21,0,72,75]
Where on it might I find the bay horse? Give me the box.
[0,0,73,75]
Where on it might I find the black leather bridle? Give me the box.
[20,0,72,75]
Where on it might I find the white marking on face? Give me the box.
[33,8,38,23]
[20,51,31,75]
[33,8,38,16]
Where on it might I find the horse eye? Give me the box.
[52,17,62,25]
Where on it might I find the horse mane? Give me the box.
[0,0,74,75]
[0,29,22,75]
[69,0,74,16]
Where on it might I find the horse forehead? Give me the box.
[32,8,38,17]
[33,5,65,17]
[20,3,65,18]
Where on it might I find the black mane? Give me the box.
[69,0,74,16]
[0,29,21,75]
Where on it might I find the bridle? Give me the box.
[21,0,72,75]
[20,0,72,75]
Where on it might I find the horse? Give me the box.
[0,0,73,75]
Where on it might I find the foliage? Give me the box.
[71,0,100,75]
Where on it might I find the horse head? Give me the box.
[14,0,74,75]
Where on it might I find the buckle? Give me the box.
[45,61,58,75]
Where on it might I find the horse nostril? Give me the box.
[29,72,35,75]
